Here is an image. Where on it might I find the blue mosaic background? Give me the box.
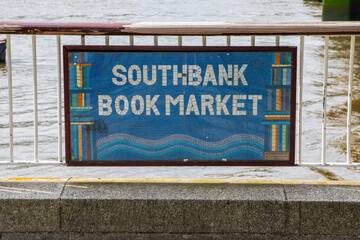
[68,50,293,162]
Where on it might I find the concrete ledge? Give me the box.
[2,233,360,240]
[0,179,360,239]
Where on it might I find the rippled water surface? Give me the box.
[0,0,357,163]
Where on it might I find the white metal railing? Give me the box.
[0,22,358,165]
[298,36,305,165]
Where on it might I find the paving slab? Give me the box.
[0,163,353,180]
[62,182,285,200]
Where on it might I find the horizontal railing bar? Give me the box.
[2,22,360,36]
[299,163,360,166]
[0,161,359,166]
[0,161,65,165]
[0,33,358,39]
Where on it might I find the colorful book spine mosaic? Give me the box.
[262,52,292,161]
[69,53,96,161]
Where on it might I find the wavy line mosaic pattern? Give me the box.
[97,134,264,160]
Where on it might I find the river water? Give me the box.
[0,0,357,163]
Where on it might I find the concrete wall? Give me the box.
[0,180,360,239]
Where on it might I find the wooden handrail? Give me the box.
[0,21,360,35]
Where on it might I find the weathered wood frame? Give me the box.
[64,45,297,166]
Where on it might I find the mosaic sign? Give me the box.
[64,46,297,166]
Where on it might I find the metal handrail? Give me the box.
[1,21,360,35]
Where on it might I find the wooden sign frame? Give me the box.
[64,46,297,166]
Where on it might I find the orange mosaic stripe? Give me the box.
[276,52,281,65]
[78,124,83,159]
[69,63,91,66]
[78,93,83,107]
[266,117,290,120]
[276,89,282,111]
[275,125,278,151]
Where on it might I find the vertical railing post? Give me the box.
[154,35,158,46]
[251,36,255,46]
[105,35,110,46]
[297,36,305,165]
[322,36,329,165]
[129,35,134,46]
[57,35,63,163]
[276,36,280,46]
[178,35,182,46]
[6,35,14,163]
[226,36,231,46]
[81,35,85,45]
[202,36,206,46]
[347,35,356,164]
[32,35,39,162]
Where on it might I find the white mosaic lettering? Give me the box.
[98,95,112,116]
[188,65,202,86]
[173,65,187,86]
[131,95,144,115]
[201,95,215,115]
[158,65,171,86]
[203,65,217,86]
[185,94,200,115]
[112,65,127,86]
[218,64,233,86]
[146,95,160,115]
[128,65,141,85]
[234,64,248,86]
[216,95,230,115]
[143,65,157,86]
[115,95,129,116]
[165,95,184,115]
[232,95,246,115]
[248,95,263,115]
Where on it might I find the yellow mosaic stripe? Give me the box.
[71,122,95,125]
[272,125,277,151]
[76,65,82,88]
[282,125,287,151]
[271,64,292,67]
[276,89,282,111]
